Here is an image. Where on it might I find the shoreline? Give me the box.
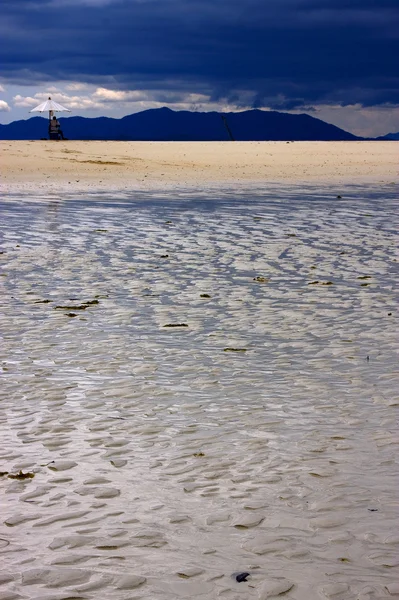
[1,140,397,194]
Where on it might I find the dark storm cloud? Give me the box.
[1,0,398,108]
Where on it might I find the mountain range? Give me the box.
[1,107,397,141]
[375,132,399,141]
[0,107,368,141]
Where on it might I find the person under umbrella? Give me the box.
[29,96,71,140]
[49,115,66,140]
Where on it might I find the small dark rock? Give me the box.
[235,572,250,583]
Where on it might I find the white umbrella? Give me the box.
[30,96,71,120]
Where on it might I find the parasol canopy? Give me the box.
[30,96,71,114]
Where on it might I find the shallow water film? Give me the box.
[1,184,398,600]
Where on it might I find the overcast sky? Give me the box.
[1,0,398,136]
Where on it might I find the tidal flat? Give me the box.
[0,183,398,599]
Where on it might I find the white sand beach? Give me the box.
[0,142,398,599]
[1,140,398,192]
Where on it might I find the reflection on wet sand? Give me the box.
[0,183,398,599]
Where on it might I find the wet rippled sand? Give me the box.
[0,184,398,600]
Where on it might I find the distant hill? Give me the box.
[375,132,399,141]
[0,107,362,141]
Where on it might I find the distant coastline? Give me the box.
[0,107,364,141]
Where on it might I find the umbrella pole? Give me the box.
[49,110,53,139]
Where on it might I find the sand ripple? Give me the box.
[0,183,398,599]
